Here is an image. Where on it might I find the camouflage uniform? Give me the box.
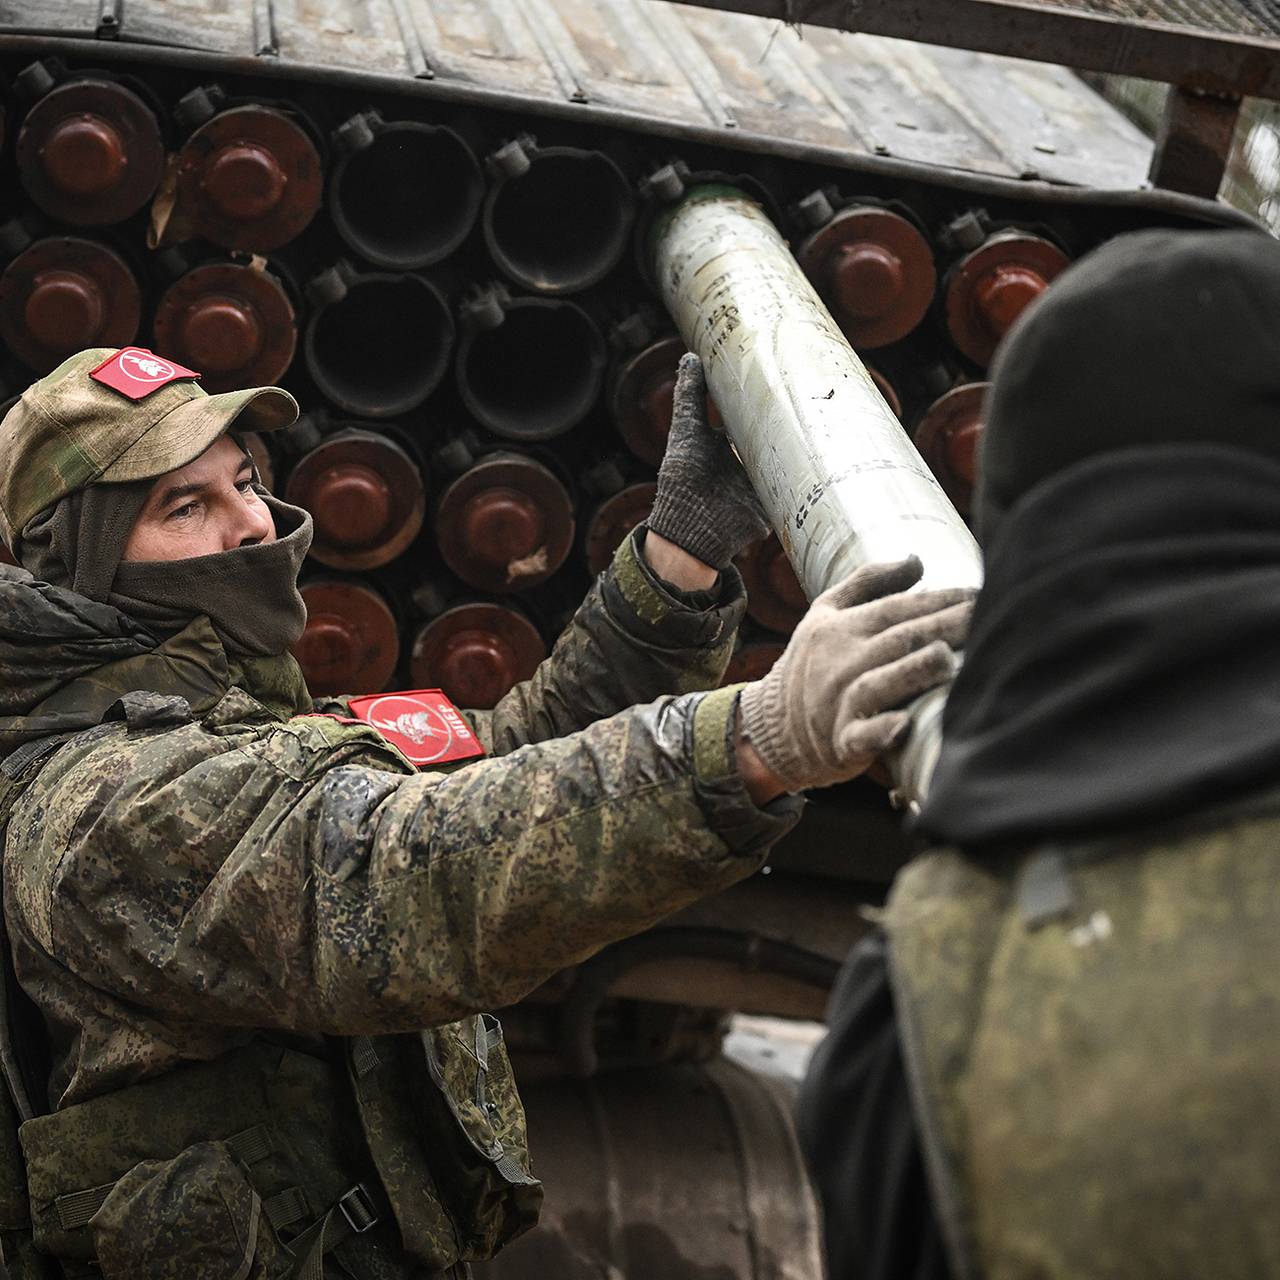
[0,527,800,1278]
[885,807,1280,1280]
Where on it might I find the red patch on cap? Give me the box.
[90,347,201,400]
[347,690,486,766]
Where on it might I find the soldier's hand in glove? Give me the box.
[646,353,769,579]
[736,556,973,799]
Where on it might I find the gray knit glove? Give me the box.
[647,353,769,570]
[740,557,973,793]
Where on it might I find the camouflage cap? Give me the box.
[0,347,298,545]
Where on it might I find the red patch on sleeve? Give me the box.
[90,348,201,400]
[346,690,486,766]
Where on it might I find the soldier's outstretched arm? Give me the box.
[18,684,797,1037]
[12,557,966,1041]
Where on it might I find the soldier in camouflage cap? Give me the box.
[0,347,969,1278]
[0,346,296,547]
[801,228,1280,1280]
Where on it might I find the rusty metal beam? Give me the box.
[659,0,1280,101]
[1149,86,1242,196]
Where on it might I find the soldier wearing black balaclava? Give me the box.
[800,227,1280,1280]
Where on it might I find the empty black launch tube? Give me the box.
[482,137,634,296]
[455,284,606,441]
[305,259,455,419]
[329,111,484,270]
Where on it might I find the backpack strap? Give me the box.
[285,1182,381,1280]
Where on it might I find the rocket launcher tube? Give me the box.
[650,186,984,804]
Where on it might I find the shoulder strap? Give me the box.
[0,734,81,786]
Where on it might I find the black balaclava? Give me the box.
[976,226,1280,540]
[917,226,1280,847]
[11,440,312,659]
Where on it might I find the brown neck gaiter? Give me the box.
[110,494,312,658]
[14,479,313,660]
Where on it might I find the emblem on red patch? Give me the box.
[90,347,201,400]
[347,690,486,766]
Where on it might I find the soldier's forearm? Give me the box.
[736,732,788,805]
[296,691,798,1029]
[642,529,718,592]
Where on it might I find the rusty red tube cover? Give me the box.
[411,602,546,710]
[612,335,722,467]
[912,382,989,515]
[17,79,164,226]
[177,106,323,252]
[25,269,104,347]
[202,143,288,221]
[584,482,657,577]
[833,241,905,320]
[0,237,141,373]
[153,261,297,393]
[436,453,575,593]
[944,232,1070,367]
[797,205,936,349]
[737,534,808,635]
[293,579,400,696]
[182,298,263,371]
[285,429,426,571]
[41,115,127,197]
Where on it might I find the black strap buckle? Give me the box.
[337,1183,378,1235]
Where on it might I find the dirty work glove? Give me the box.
[647,353,769,570]
[740,557,973,793]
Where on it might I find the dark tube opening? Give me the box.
[332,125,483,269]
[458,300,605,440]
[485,151,634,295]
[306,275,455,418]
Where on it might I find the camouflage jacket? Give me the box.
[887,801,1280,1280]
[0,530,800,1111]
